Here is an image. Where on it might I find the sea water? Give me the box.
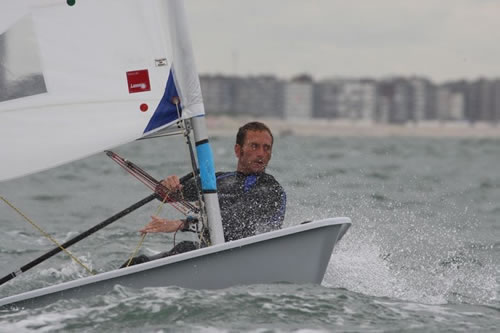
[0,134,498,332]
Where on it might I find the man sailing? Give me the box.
[123,122,286,266]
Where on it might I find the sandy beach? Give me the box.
[206,116,500,138]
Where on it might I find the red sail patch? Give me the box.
[126,69,151,93]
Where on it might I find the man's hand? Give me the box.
[161,175,183,192]
[140,216,183,234]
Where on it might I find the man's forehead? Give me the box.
[244,130,272,143]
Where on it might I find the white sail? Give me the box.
[0,2,353,308]
[0,0,205,181]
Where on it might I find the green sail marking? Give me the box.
[67,0,76,6]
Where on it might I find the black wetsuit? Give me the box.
[121,171,286,267]
[183,171,286,241]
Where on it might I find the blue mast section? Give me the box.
[195,135,217,193]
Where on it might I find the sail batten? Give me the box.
[0,0,205,181]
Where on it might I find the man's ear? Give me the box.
[234,144,241,158]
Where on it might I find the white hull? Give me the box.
[0,218,351,309]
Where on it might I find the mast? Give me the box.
[191,117,225,245]
[166,0,225,244]
[0,30,6,101]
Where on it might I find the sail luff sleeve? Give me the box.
[164,0,204,119]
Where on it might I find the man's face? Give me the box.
[235,130,273,174]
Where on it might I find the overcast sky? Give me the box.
[184,0,499,83]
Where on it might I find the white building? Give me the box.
[199,75,234,115]
[337,80,376,122]
[436,88,465,121]
[283,79,313,119]
[409,78,427,122]
[314,79,376,122]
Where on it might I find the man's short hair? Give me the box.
[236,122,274,146]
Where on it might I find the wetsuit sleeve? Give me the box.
[180,175,200,201]
[180,172,223,201]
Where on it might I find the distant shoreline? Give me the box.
[206,116,500,138]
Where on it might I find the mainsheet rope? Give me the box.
[1,170,195,273]
[0,196,95,275]
[123,191,170,267]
